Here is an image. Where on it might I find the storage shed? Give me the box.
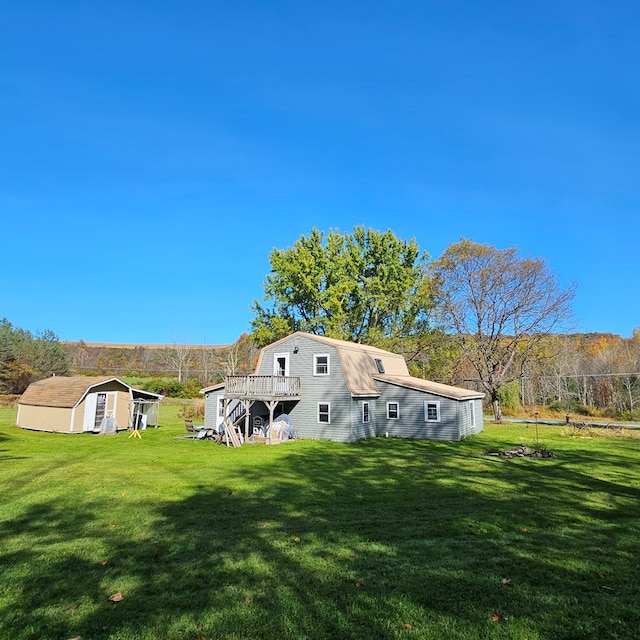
[16,376,163,434]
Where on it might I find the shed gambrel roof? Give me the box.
[18,376,162,408]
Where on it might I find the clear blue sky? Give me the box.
[1,1,638,345]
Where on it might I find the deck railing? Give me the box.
[225,375,301,398]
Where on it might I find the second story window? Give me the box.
[375,358,385,374]
[314,354,330,376]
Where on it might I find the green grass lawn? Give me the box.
[1,404,639,640]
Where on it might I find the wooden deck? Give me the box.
[224,375,301,401]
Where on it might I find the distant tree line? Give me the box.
[0,318,69,394]
[61,334,259,389]
[407,330,640,422]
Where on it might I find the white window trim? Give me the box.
[468,401,476,429]
[317,402,331,424]
[362,401,370,423]
[313,353,330,376]
[387,402,399,419]
[424,400,441,422]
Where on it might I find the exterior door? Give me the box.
[83,392,117,432]
[94,393,107,429]
[215,395,225,431]
[83,393,98,431]
[273,353,290,394]
[273,353,289,377]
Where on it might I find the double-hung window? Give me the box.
[424,401,441,422]
[318,402,330,424]
[387,402,399,419]
[362,401,370,423]
[314,354,330,376]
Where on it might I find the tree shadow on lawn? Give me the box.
[2,439,640,639]
[0,429,28,460]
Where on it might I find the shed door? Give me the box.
[83,393,98,431]
[83,392,117,432]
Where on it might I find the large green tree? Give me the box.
[430,239,576,421]
[250,226,434,348]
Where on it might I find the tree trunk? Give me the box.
[491,392,503,422]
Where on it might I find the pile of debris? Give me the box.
[485,445,555,459]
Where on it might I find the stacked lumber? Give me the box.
[222,420,244,447]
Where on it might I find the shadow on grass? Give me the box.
[1,438,640,639]
[0,434,27,460]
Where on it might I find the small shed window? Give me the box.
[375,358,385,374]
[362,401,370,423]
[314,354,330,376]
[318,402,331,424]
[424,401,441,422]
[387,402,399,419]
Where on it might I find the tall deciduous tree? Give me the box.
[251,226,434,348]
[430,239,575,421]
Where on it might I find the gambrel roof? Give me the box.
[260,332,484,400]
[18,376,162,408]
